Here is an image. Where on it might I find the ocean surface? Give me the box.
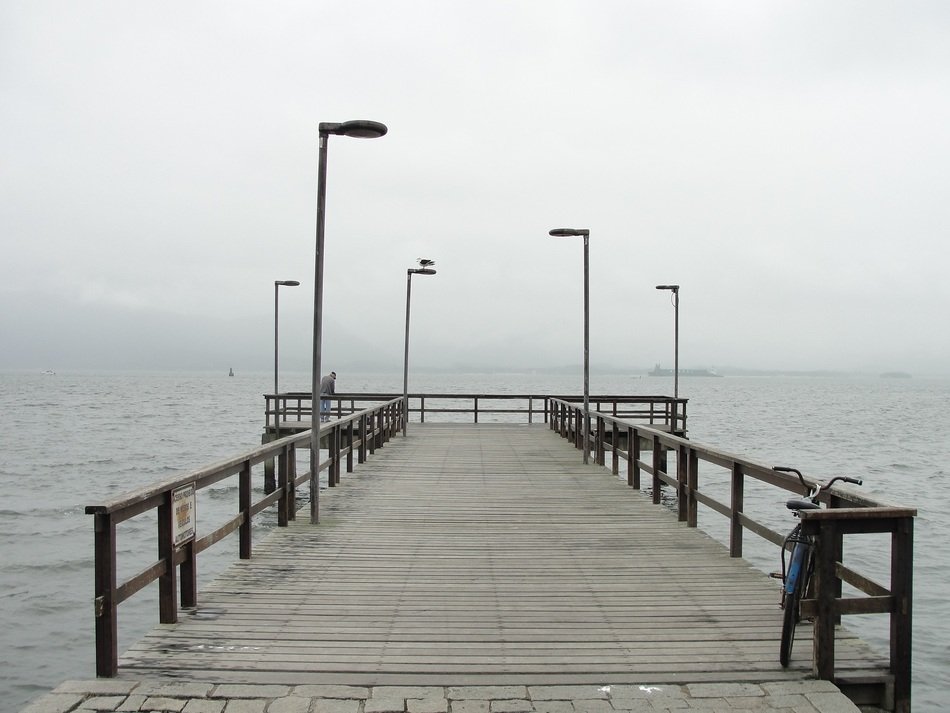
[1,370,947,711]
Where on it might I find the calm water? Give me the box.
[1,370,947,711]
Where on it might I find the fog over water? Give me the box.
[2,2,950,376]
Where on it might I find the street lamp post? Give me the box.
[655,284,680,398]
[549,227,591,464]
[274,280,300,440]
[311,119,387,524]
[402,259,437,437]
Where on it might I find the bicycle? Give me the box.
[771,466,863,667]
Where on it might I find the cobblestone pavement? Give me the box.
[19,680,868,713]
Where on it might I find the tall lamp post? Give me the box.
[655,284,680,398]
[549,227,591,464]
[402,259,437,436]
[274,280,300,440]
[311,119,387,524]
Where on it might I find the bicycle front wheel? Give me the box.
[779,580,801,667]
[780,542,809,667]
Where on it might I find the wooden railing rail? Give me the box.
[85,399,401,678]
[549,398,915,713]
[265,392,688,432]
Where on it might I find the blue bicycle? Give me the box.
[772,466,863,667]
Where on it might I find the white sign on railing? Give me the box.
[173,483,196,547]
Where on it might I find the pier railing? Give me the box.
[84,398,402,678]
[549,398,914,713]
[265,392,687,433]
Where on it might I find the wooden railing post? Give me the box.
[812,518,838,681]
[239,460,252,559]
[157,491,178,624]
[93,512,118,677]
[892,516,914,713]
[358,415,367,463]
[180,539,197,610]
[730,463,743,557]
[652,435,662,505]
[686,447,698,528]
[677,444,688,522]
[346,420,355,473]
[611,421,619,475]
[278,445,289,527]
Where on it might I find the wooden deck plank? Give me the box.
[119,424,886,685]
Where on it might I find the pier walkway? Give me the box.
[27,423,887,712]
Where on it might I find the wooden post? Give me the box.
[652,435,662,505]
[239,460,252,559]
[157,491,178,624]
[891,516,914,713]
[287,442,298,521]
[730,463,744,557]
[687,448,698,528]
[358,415,367,464]
[677,444,688,522]
[180,539,197,609]
[278,445,289,527]
[611,421,619,476]
[93,512,118,677]
[812,518,838,681]
[632,428,641,489]
[346,420,354,473]
[474,396,479,424]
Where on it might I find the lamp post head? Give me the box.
[549,227,590,238]
[319,120,388,138]
[656,284,679,292]
[276,280,301,287]
[409,258,437,275]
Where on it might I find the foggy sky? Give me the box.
[2,1,949,375]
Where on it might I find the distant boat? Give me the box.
[43,369,55,375]
[228,368,234,377]
[649,363,722,377]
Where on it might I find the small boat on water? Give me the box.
[228,368,234,377]
[649,364,722,377]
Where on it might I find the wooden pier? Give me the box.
[121,423,883,688]
[82,396,915,712]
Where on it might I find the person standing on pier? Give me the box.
[319,371,336,422]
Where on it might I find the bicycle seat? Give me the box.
[786,498,821,511]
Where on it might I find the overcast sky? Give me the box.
[2,1,949,375]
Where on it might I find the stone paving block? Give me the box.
[136,683,215,699]
[214,686,292,700]
[488,699,533,713]
[407,697,448,713]
[448,687,527,701]
[116,694,147,712]
[601,699,654,712]
[223,699,267,713]
[761,694,809,708]
[686,684,765,699]
[56,681,140,696]
[760,682,839,696]
[647,698,689,710]
[139,697,188,712]
[78,695,127,711]
[802,692,861,713]
[371,687,444,701]
[602,686,683,700]
[19,693,86,713]
[531,702,573,713]
[182,700,227,713]
[363,696,406,713]
[310,699,360,713]
[529,686,608,701]
[569,699,613,713]
[451,701,491,713]
[293,685,370,700]
[267,696,313,713]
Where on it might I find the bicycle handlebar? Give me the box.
[772,467,864,496]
